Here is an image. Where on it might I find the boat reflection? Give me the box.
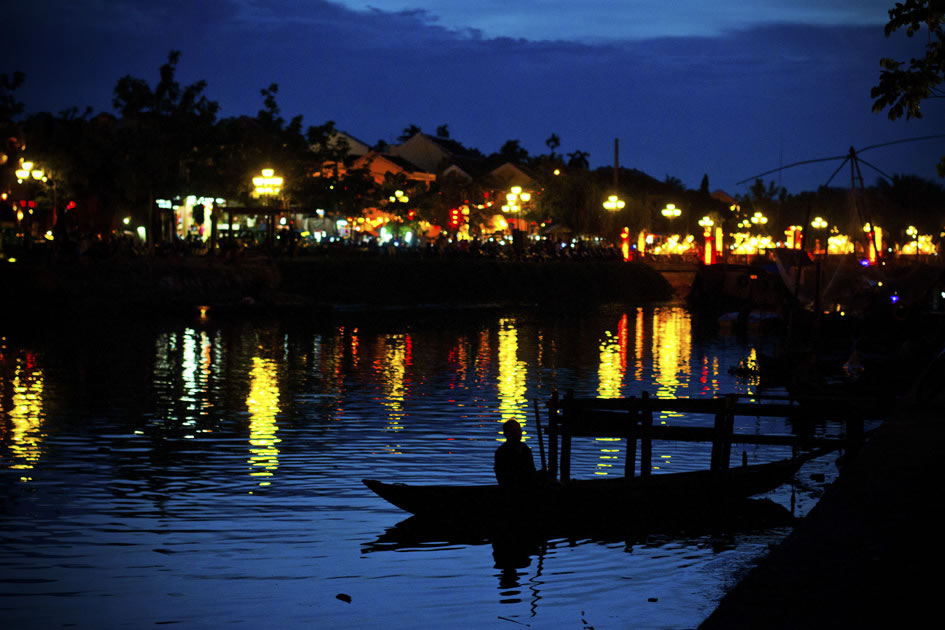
[363,496,794,554]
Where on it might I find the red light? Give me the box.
[19,200,26,207]
[28,201,36,208]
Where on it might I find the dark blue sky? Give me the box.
[8,0,944,194]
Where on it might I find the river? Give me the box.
[1,304,852,629]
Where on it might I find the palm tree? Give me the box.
[566,150,589,169]
[545,133,561,158]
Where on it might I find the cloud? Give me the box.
[6,0,943,192]
[333,0,894,40]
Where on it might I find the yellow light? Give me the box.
[520,192,531,202]
[661,203,680,218]
[262,168,274,177]
[603,195,625,211]
[21,161,33,171]
[811,216,828,229]
[511,186,522,195]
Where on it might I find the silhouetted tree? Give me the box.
[498,139,528,163]
[872,0,945,175]
[566,149,589,169]
[112,50,220,245]
[545,133,561,158]
[700,174,710,195]
[399,124,421,142]
[436,124,449,138]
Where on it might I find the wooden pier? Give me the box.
[539,390,882,482]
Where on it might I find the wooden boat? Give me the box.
[364,456,808,529]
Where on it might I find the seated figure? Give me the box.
[494,420,536,488]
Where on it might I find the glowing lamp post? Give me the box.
[698,216,714,265]
[603,195,625,211]
[751,211,768,229]
[253,168,284,249]
[502,186,531,233]
[253,168,283,196]
[13,159,51,247]
[906,225,919,262]
[661,203,681,221]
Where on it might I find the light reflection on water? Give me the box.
[0,306,848,629]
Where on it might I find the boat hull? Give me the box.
[364,458,803,528]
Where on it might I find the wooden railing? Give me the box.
[539,390,881,482]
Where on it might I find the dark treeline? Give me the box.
[2,50,944,249]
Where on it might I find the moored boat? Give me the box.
[363,456,808,529]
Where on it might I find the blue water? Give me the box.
[0,305,855,629]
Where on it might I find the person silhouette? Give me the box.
[494,420,537,488]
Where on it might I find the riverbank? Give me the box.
[0,254,675,320]
[699,384,945,629]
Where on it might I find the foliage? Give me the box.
[566,150,589,169]
[0,72,25,122]
[497,139,529,164]
[399,124,421,142]
[872,0,945,175]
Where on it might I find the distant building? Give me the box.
[350,152,436,187]
[389,132,484,175]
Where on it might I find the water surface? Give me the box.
[1,305,850,628]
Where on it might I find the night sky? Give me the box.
[8,0,945,194]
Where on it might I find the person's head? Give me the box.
[502,420,523,443]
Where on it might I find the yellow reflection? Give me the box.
[246,357,281,485]
[475,330,491,384]
[598,314,628,398]
[3,356,45,478]
[651,307,691,401]
[497,318,527,429]
[595,438,622,475]
[376,334,409,433]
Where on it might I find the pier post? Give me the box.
[640,392,652,477]
[559,390,574,482]
[624,396,638,478]
[711,396,735,471]
[548,390,559,480]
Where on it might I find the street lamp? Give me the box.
[906,225,919,261]
[751,211,768,227]
[253,168,283,196]
[661,203,681,219]
[502,186,530,233]
[603,195,625,211]
[252,168,284,249]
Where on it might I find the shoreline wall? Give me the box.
[1,255,675,319]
